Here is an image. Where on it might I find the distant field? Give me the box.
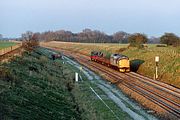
[0,41,17,50]
[41,41,180,88]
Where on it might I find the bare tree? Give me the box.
[22,31,39,51]
[113,31,129,43]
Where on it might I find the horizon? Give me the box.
[1,28,179,39]
[1,0,180,38]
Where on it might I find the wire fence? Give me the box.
[0,44,21,56]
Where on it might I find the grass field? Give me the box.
[0,47,133,120]
[0,41,17,50]
[41,41,180,88]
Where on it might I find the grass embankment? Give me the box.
[0,42,17,50]
[0,47,131,120]
[41,41,180,88]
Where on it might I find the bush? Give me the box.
[117,48,127,52]
[128,33,148,49]
[160,33,179,46]
[0,66,16,84]
[156,44,167,47]
[127,44,145,49]
[39,56,48,63]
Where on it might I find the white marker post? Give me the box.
[80,66,83,73]
[75,72,78,82]
[155,56,159,79]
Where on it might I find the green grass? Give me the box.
[42,42,180,88]
[0,49,81,119]
[122,45,180,87]
[0,47,132,120]
[64,58,132,120]
[0,42,17,50]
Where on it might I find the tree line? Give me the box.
[20,29,180,47]
[20,29,132,43]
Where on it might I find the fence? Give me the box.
[0,44,22,56]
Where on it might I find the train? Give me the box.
[90,51,130,72]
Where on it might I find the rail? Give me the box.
[42,46,180,118]
[59,49,180,118]
[74,54,180,118]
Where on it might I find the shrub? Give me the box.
[0,66,15,84]
[117,48,127,52]
[128,33,148,49]
[156,44,167,47]
[39,56,48,63]
[160,33,179,46]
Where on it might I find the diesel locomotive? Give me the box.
[90,51,130,72]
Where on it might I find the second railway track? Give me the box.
[62,50,180,119]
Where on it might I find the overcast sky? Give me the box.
[0,0,180,38]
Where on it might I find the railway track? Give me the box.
[42,46,180,118]
[75,52,180,97]
[62,51,180,118]
[73,51,180,98]
[126,72,180,96]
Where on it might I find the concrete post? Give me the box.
[155,65,158,79]
[155,56,159,79]
[75,72,78,82]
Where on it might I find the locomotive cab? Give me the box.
[110,54,120,66]
[110,54,130,72]
[118,57,130,72]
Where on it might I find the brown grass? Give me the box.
[40,41,180,88]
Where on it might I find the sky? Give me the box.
[0,0,180,38]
